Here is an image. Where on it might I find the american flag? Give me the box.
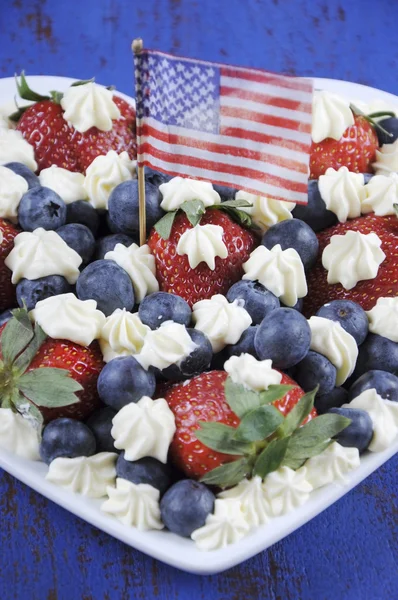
[134,49,313,204]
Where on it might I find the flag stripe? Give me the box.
[221,91,312,121]
[221,66,313,93]
[139,123,309,175]
[220,86,312,114]
[220,125,310,154]
[143,156,307,204]
[221,105,312,133]
[140,143,308,194]
[139,117,309,163]
[220,116,310,145]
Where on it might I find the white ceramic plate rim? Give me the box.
[0,75,397,575]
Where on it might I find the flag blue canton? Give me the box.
[135,53,220,133]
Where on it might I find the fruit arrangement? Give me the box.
[0,76,398,552]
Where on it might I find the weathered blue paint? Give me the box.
[0,1,397,598]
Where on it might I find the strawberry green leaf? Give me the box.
[224,377,261,418]
[180,199,206,227]
[253,437,290,479]
[218,199,252,209]
[367,110,396,119]
[49,90,64,104]
[13,323,47,374]
[277,387,317,437]
[283,440,331,470]
[195,422,252,455]
[259,384,295,406]
[233,405,284,442]
[71,77,95,87]
[13,391,44,434]
[154,211,177,239]
[200,457,252,487]
[15,71,50,102]
[18,368,82,408]
[394,203,398,218]
[1,308,34,365]
[350,103,394,139]
[219,206,253,229]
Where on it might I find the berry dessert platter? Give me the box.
[0,72,397,575]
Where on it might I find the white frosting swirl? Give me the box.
[243,244,307,307]
[0,165,28,222]
[99,308,150,362]
[136,321,197,370]
[322,231,386,290]
[192,294,252,353]
[191,499,250,550]
[111,396,176,463]
[224,354,282,392]
[303,442,360,489]
[318,167,365,222]
[0,129,37,171]
[176,224,228,270]
[84,150,136,209]
[312,91,354,143]
[0,408,40,460]
[5,228,82,284]
[366,297,398,342]
[236,190,295,232]
[105,243,159,303]
[101,479,164,530]
[218,476,271,527]
[373,139,398,175]
[32,293,105,346]
[39,165,87,204]
[60,82,121,133]
[46,452,117,498]
[263,466,313,516]
[361,173,398,216]
[308,316,358,386]
[344,389,398,452]
[159,177,221,211]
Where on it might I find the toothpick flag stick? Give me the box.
[132,38,146,246]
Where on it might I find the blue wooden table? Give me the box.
[0,1,397,598]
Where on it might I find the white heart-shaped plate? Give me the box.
[0,75,397,575]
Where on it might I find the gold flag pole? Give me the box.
[132,38,146,246]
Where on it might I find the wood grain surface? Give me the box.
[0,1,397,598]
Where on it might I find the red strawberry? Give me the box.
[310,115,378,179]
[27,338,104,422]
[165,370,316,480]
[0,320,104,424]
[147,210,257,307]
[304,214,398,316]
[16,90,136,173]
[0,219,19,311]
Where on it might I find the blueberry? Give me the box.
[76,260,134,316]
[292,350,336,395]
[349,370,398,403]
[40,418,96,465]
[315,387,349,414]
[226,280,280,325]
[116,453,172,496]
[261,218,319,270]
[255,308,311,369]
[95,233,135,260]
[86,406,118,453]
[18,186,67,231]
[160,479,215,537]
[139,292,191,330]
[0,309,14,326]
[162,329,212,381]
[97,355,156,410]
[328,407,373,453]
[66,200,100,236]
[363,173,374,184]
[16,275,73,311]
[292,180,337,232]
[108,180,164,237]
[225,325,259,359]
[376,117,398,146]
[145,167,172,188]
[352,333,398,380]
[56,223,95,265]
[4,162,40,189]
[210,348,230,370]
[316,300,368,345]
[213,184,237,202]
